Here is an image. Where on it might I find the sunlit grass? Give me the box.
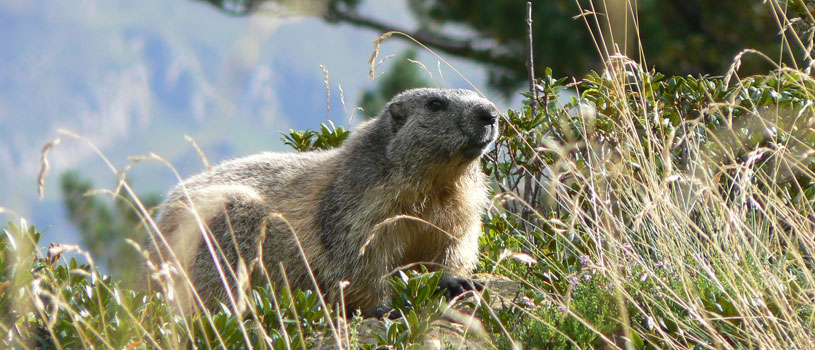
[473,1,815,348]
[2,0,815,349]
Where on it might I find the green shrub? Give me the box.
[7,62,815,348]
[0,220,347,349]
[477,64,815,348]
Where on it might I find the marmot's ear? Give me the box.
[387,101,408,131]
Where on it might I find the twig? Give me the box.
[526,2,538,117]
[523,2,538,231]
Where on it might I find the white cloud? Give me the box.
[47,65,151,172]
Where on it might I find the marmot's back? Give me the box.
[148,88,499,316]
[167,150,338,201]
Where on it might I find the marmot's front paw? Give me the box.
[439,275,484,300]
[372,306,403,320]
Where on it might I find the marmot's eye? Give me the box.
[427,97,447,112]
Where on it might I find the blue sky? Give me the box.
[0,0,500,247]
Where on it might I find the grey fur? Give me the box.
[148,88,498,316]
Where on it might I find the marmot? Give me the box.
[148,88,499,316]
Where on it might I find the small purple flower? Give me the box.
[604,281,618,291]
[568,276,579,287]
[579,255,591,267]
[519,296,536,308]
[583,274,592,282]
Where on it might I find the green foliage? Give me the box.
[13,3,815,344]
[369,268,447,350]
[199,0,813,95]
[0,220,344,349]
[60,170,161,280]
[0,221,39,325]
[281,120,350,151]
[389,268,445,313]
[192,287,331,349]
[477,64,815,348]
[13,64,815,348]
[1,220,154,349]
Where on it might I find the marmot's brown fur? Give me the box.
[147,88,499,316]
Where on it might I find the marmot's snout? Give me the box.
[475,105,499,126]
[461,103,499,159]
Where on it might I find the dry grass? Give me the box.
[2,0,814,349]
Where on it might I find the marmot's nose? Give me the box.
[475,106,498,125]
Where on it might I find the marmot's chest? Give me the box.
[386,217,451,266]
[389,197,470,260]
[396,194,465,230]
[357,185,477,261]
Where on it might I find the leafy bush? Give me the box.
[6,2,815,346]
[477,63,815,348]
[371,269,447,349]
[0,220,351,349]
[281,121,350,151]
[8,62,815,348]
[7,63,815,348]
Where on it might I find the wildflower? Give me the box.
[639,273,649,282]
[621,243,635,260]
[579,255,591,267]
[604,281,617,290]
[567,276,579,287]
[519,296,536,308]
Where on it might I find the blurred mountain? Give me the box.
[0,0,492,246]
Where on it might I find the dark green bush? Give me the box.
[4,64,815,349]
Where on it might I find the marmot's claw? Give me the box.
[373,306,403,320]
[372,306,389,318]
[440,276,483,300]
[471,279,485,291]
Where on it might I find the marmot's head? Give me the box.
[382,88,499,172]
